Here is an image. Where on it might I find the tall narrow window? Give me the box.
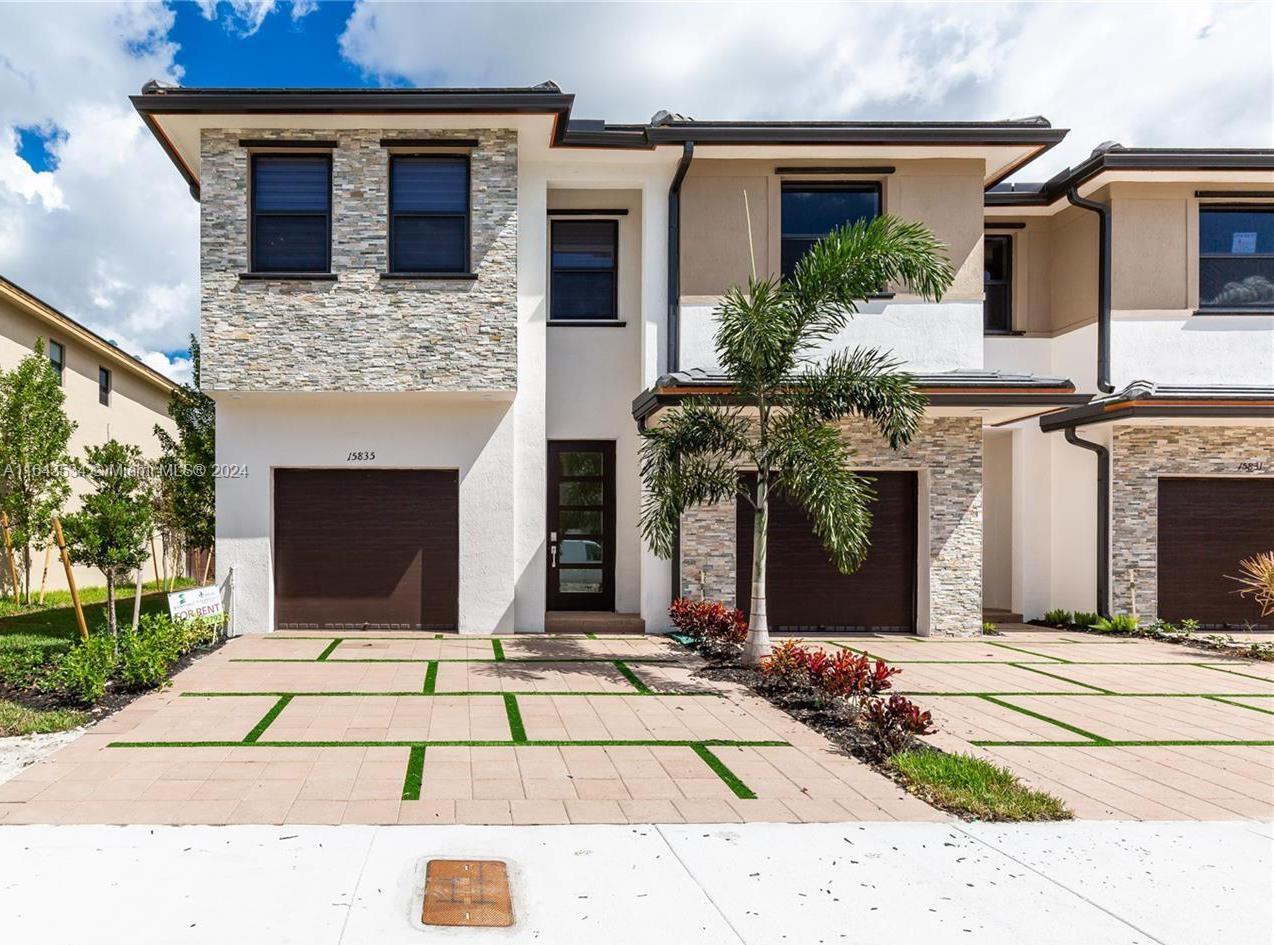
[98,367,111,406]
[781,183,881,278]
[1199,207,1274,310]
[389,156,470,274]
[48,340,65,385]
[550,220,618,320]
[251,154,331,273]
[984,234,1013,332]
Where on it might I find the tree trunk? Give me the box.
[21,544,31,605]
[742,476,772,666]
[105,577,117,640]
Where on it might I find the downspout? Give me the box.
[1065,187,1115,394]
[1063,427,1110,617]
[666,141,694,605]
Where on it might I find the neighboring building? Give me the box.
[0,276,180,592]
[132,82,1273,636]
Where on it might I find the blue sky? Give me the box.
[0,1,1269,382]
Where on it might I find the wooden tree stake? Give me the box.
[150,532,161,586]
[131,567,144,632]
[202,548,213,585]
[0,512,20,605]
[38,538,53,605]
[52,517,88,643]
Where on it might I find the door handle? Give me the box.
[550,543,557,568]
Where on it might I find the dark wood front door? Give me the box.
[274,469,459,630]
[736,471,918,632]
[1158,477,1274,628]
[547,441,616,611]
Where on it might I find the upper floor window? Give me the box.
[389,156,470,274]
[98,367,111,406]
[1199,207,1274,310]
[550,220,618,320]
[984,234,1013,332]
[48,340,65,385]
[780,183,881,278]
[251,154,331,274]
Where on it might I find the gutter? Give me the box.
[1063,427,1110,617]
[666,141,695,373]
[1066,187,1115,394]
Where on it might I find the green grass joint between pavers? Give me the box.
[491,639,505,661]
[316,639,342,662]
[107,738,791,749]
[691,743,756,799]
[422,662,438,695]
[1204,695,1274,716]
[985,642,1069,663]
[243,695,293,743]
[504,693,526,742]
[402,745,426,800]
[978,694,1110,744]
[613,660,651,694]
[1009,663,1115,694]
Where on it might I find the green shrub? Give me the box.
[1042,609,1073,626]
[116,620,181,692]
[44,634,116,705]
[981,620,998,634]
[1090,614,1139,634]
[1071,611,1099,629]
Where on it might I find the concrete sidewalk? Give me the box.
[0,821,1268,944]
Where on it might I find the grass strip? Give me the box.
[985,642,1069,662]
[1203,696,1274,716]
[422,661,438,695]
[691,743,756,799]
[978,695,1109,744]
[613,660,651,694]
[973,739,1274,748]
[401,745,426,801]
[243,695,294,744]
[0,699,88,737]
[1196,664,1274,684]
[898,690,1274,698]
[1009,663,1115,693]
[229,656,682,665]
[316,639,342,662]
[109,738,791,749]
[890,749,1070,821]
[504,693,526,743]
[491,639,505,661]
[180,689,722,698]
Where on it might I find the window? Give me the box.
[1199,207,1274,310]
[250,154,331,273]
[48,340,64,385]
[98,367,111,406]
[550,220,618,320]
[781,183,881,278]
[984,234,1013,332]
[389,156,470,273]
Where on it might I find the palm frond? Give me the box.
[769,417,876,574]
[789,347,926,449]
[712,277,798,394]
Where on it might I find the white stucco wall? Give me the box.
[1109,313,1274,388]
[682,300,984,375]
[215,393,517,635]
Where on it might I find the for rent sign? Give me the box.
[168,585,224,621]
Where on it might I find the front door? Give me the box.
[547,440,615,611]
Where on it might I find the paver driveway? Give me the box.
[0,629,1270,825]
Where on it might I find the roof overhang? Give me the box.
[1039,381,1274,432]
[633,369,1086,425]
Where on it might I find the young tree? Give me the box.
[62,439,154,639]
[154,336,215,579]
[0,339,76,602]
[639,216,954,665]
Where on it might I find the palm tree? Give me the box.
[639,215,955,665]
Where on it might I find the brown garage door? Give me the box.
[274,469,458,630]
[1158,477,1274,628]
[736,471,917,632]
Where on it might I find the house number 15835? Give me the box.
[346,451,376,461]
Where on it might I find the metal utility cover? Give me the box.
[421,859,514,928]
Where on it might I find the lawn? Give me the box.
[0,579,197,645]
[890,748,1071,821]
[0,698,88,737]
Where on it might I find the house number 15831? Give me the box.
[346,451,376,461]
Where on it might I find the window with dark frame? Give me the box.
[550,220,618,320]
[780,182,882,278]
[983,234,1013,332]
[48,340,64,385]
[1199,207,1274,310]
[250,154,331,274]
[389,155,470,274]
[98,367,111,406]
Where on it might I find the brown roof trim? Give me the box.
[1040,394,1274,431]
[0,276,179,393]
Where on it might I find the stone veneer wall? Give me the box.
[679,416,983,636]
[1111,424,1274,618]
[200,129,518,391]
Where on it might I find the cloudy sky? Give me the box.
[0,1,1270,383]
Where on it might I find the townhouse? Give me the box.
[0,276,179,591]
[131,81,1273,636]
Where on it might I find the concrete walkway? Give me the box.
[0,821,1268,944]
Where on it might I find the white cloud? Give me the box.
[0,2,194,382]
[197,0,317,37]
[340,0,1273,178]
